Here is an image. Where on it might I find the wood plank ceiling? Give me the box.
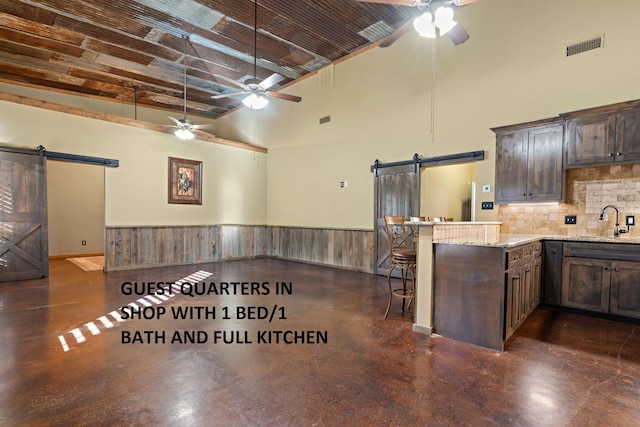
[0,0,415,120]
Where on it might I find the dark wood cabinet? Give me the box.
[543,241,563,305]
[609,261,640,319]
[561,242,640,318]
[615,109,640,163]
[565,106,640,167]
[494,121,564,203]
[504,242,541,340]
[562,257,611,313]
[433,241,542,350]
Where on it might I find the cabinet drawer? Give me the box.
[563,242,640,262]
[532,241,542,258]
[522,243,535,262]
[506,247,524,269]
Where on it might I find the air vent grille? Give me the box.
[566,34,604,57]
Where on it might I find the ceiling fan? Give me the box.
[211,0,302,109]
[161,35,214,140]
[357,0,479,48]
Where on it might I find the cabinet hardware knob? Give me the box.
[616,152,621,156]
[513,275,520,280]
[608,153,613,156]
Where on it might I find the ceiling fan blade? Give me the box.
[191,124,215,130]
[265,91,302,103]
[213,74,249,91]
[453,0,481,6]
[259,73,285,90]
[356,0,418,5]
[167,116,182,126]
[379,19,415,48]
[447,24,470,45]
[211,91,249,99]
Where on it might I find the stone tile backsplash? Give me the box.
[499,164,640,238]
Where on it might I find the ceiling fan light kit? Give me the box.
[211,0,301,110]
[242,93,269,110]
[174,121,196,140]
[359,0,477,47]
[414,6,457,38]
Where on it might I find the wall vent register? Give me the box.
[566,34,604,57]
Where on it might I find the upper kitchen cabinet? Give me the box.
[493,119,564,204]
[563,100,640,168]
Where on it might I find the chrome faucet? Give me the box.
[598,205,628,237]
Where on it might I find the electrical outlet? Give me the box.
[626,215,635,226]
[565,215,577,225]
[481,201,494,210]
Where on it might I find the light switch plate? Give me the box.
[482,185,491,193]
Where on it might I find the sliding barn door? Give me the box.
[373,164,420,276]
[0,151,48,281]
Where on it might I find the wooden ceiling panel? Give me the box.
[0,0,422,119]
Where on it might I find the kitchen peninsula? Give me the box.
[411,221,640,351]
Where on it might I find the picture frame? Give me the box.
[168,156,202,205]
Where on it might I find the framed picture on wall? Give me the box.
[168,157,202,205]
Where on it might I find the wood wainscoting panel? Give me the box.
[270,227,373,272]
[106,225,220,271]
[106,225,372,272]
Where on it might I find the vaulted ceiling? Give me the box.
[0,0,422,120]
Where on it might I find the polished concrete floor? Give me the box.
[0,258,638,426]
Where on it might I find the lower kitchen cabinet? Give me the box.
[543,241,563,304]
[609,261,640,319]
[433,241,543,350]
[562,257,611,313]
[561,242,640,319]
[505,242,541,340]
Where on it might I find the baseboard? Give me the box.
[412,323,433,335]
[49,253,104,260]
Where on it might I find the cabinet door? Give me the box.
[566,114,616,167]
[562,257,611,313]
[615,109,640,162]
[505,266,523,339]
[496,131,528,203]
[610,260,640,319]
[528,124,564,201]
[543,241,563,304]
[532,255,542,309]
[521,260,533,319]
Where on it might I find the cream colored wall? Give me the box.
[0,101,267,227]
[217,0,640,230]
[420,163,474,221]
[47,160,104,255]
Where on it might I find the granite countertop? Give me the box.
[435,233,640,247]
[408,221,502,226]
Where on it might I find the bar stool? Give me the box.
[383,215,417,319]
